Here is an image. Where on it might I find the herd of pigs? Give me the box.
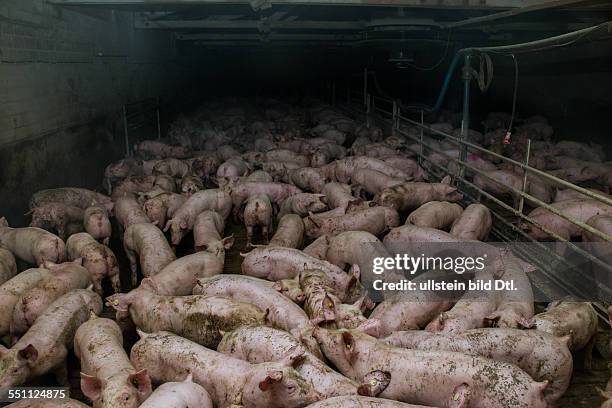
[0,99,610,408]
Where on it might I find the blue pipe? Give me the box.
[431,50,467,113]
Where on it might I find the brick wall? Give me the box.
[0,0,197,224]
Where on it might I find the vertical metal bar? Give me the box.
[363,67,368,107]
[366,94,371,127]
[123,104,130,157]
[518,139,531,214]
[419,109,424,165]
[156,97,162,140]
[458,54,472,182]
[395,102,400,132]
[391,100,397,136]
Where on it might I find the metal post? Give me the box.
[366,94,371,127]
[156,97,162,140]
[518,139,531,213]
[419,109,424,165]
[123,104,130,157]
[363,67,368,107]
[458,54,472,182]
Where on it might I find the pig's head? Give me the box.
[311,328,373,379]
[242,350,321,408]
[302,194,328,214]
[333,297,376,331]
[81,370,151,408]
[197,236,234,258]
[357,370,391,397]
[0,217,8,229]
[443,185,463,202]
[181,176,203,196]
[143,197,167,227]
[273,279,305,305]
[0,344,38,391]
[34,236,66,266]
[374,190,402,211]
[310,150,330,168]
[164,217,189,246]
[84,208,112,241]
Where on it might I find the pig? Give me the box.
[321,129,347,145]
[322,157,409,184]
[180,175,204,196]
[28,203,84,241]
[304,396,426,407]
[225,182,302,218]
[303,235,331,260]
[11,259,92,338]
[0,268,54,338]
[352,143,398,158]
[374,182,463,211]
[450,203,492,240]
[107,288,266,348]
[521,199,612,240]
[406,201,463,231]
[134,140,190,159]
[141,251,224,296]
[321,183,360,211]
[218,325,359,398]
[0,248,17,286]
[425,268,498,334]
[153,175,177,193]
[247,170,274,183]
[532,301,598,351]
[549,166,600,183]
[0,218,65,266]
[379,157,427,182]
[123,223,175,281]
[383,328,572,404]
[164,189,232,245]
[30,188,113,212]
[114,194,151,230]
[193,274,322,357]
[263,149,311,167]
[304,206,400,240]
[554,188,611,203]
[130,331,322,408]
[277,139,313,154]
[139,373,212,408]
[240,247,360,302]
[261,162,302,182]
[66,233,121,295]
[216,157,250,179]
[191,155,222,180]
[289,167,327,193]
[556,140,606,162]
[243,193,274,249]
[74,316,152,408]
[217,145,241,161]
[473,170,524,205]
[311,143,347,167]
[266,214,304,249]
[273,277,305,304]
[313,327,548,408]
[351,169,406,197]
[193,210,233,253]
[112,176,157,200]
[103,158,144,193]
[485,255,534,329]
[83,205,112,245]
[0,288,102,392]
[583,214,612,241]
[279,194,328,218]
[142,192,186,228]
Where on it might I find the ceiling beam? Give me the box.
[178,32,362,40]
[48,0,536,9]
[135,17,365,30]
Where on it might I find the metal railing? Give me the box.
[338,85,612,314]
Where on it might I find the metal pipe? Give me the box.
[458,54,471,182]
[156,97,162,140]
[363,67,368,107]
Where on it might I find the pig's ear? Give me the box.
[163,220,172,232]
[128,369,152,400]
[17,344,38,364]
[280,346,306,368]
[448,383,471,408]
[106,293,130,312]
[43,261,58,270]
[307,215,321,229]
[179,219,188,230]
[484,311,500,327]
[272,281,283,292]
[222,235,235,250]
[0,217,9,227]
[81,373,105,401]
[258,370,283,391]
[72,258,83,266]
[342,332,355,352]
[441,175,452,185]
[141,278,158,293]
[356,319,382,338]
[517,316,534,329]
[323,295,336,321]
